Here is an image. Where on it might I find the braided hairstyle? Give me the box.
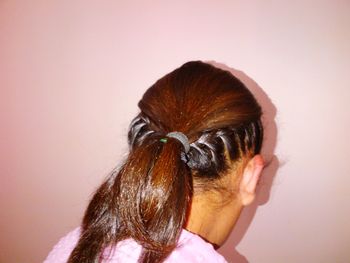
[68,61,263,263]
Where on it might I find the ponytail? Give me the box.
[68,135,192,263]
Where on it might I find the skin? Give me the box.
[185,154,265,247]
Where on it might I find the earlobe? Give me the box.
[239,154,265,206]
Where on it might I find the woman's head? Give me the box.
[68,61,264,263]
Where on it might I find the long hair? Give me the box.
[68,61,263,262]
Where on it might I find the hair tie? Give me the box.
[160,131,190,153]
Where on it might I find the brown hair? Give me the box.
[68,61,263,262]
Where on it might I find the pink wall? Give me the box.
[1,1,349,262]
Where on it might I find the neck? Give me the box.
[185,192,243,247]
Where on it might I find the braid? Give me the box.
[128,114,157,148]
[128,114,263,180]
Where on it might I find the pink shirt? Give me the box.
[44,227,228,262]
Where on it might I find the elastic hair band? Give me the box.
[161,131,190,153]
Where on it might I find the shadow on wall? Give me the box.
[209,61,280,263]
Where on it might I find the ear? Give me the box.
[239,154,265,206]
